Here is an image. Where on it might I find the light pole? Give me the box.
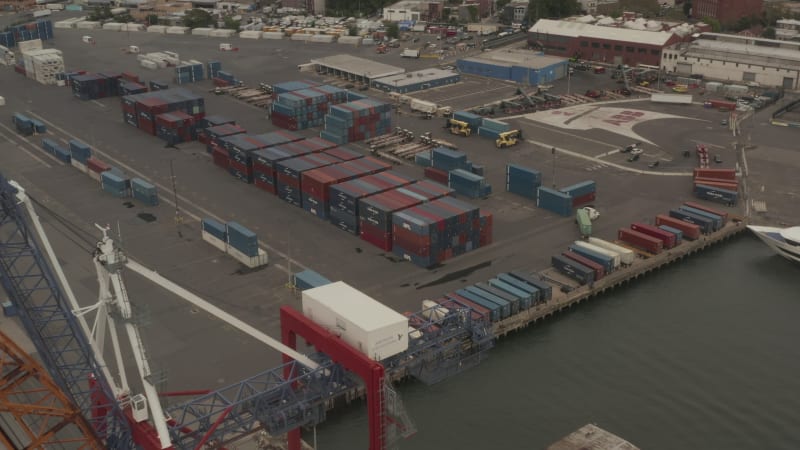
[551,147,556,188]
[567,68,571,96]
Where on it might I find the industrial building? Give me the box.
[309,54,405,84]
[692,0,764,26]
[371,68,460,94]
[528,19,682,67]
[382,0,425,22]
[776,19,800,41]
[661,33,800,89]
[456,48,568,85]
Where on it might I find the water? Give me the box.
[313,235,800,450]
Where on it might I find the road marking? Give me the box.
[90,100,106,108]
[690,139,726,149]
[25,111,308,272]
[0,124,53,168]
[520,121,622,151]
[527,139,692,176]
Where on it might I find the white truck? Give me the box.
[33,9,52,18]
[409,99,438,115]
[650,93,693,104]
[400,48,420,58]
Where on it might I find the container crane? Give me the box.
[0,173,415,450]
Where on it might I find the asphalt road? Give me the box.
[1,22,799,402]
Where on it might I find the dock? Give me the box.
[491,218,747,338]
[547,424,640,450]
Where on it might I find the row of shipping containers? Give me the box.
[692,168,738,206]
[201,218,259,257]
[0,20,53,48]
[72,71,147,100]
[121,88,205,142]
[11,113,46,136]
[432,271,553,324]
[415,147,491,198]
[537,180,596,217]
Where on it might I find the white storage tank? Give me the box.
[302,281,409,361]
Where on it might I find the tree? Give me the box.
[763,26,776,39]
[733,15,753,32]
[702,16,721,33]
[526,0,580,24]
[114,13,134,23]
[146,14,159,26]
[183,9,214,29]
[348,25,358,36]
[467,5,478,22]
[223,16,241,31]
[385,22,399,39]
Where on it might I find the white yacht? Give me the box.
[748,225,800,263]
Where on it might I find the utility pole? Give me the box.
[551,147,556,188]
[169,160,183,233]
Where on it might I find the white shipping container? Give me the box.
[54,20,76,29]
[262,31,284,39]
[338,36,362,45]
[102,22,124,31]
[0,96,5,106]
[123,24,145,32]
[147,25,167,34]
[46,4,65,10]
[210,29,236,37]
[110,7,127,14]
[140,59,158,70]
[290,33,312,41]
[311,34,335,43]
[585,238,635,266]
[33,9,51,18]
[239,30,262,39]
[76,21,101,29]
[302,281,409,361]
[18,39,43,54]
[192,27,213,36]
[166,26,190,35]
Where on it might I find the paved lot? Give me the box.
[1,23,799,403]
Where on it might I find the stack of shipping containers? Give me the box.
[301,157,392,219]
[216,130,307,183]
[0,20,54,48]
[252,140,338,194]
[175,60,204,84]
[328,171,416,234]
[391,196,486,268]
[447,169,491,199]
[121,88,205,137]
[560,181,596,207]
[321,98,392,145]
[477,118,512,140]
[274,153,343,205]
[692,168,738,205]
[537,187,572,217]
[271,85,348,130]
[41,138,70,163]
[505,164,541,199]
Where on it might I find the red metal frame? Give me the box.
[280,306,385,450]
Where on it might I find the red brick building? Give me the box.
[528,19,682,67]
[692,0,764,26]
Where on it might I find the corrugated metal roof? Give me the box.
[310,54,405,79]
[373,68,458,87]
[528,19,675,46]
[461,48,567,69]
[685,39,800,69]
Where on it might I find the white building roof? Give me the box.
[374,68,458,87]
[683,35,800,69]
[463,48,567,69]
[310,54,405,79]
[776,19,800,26]
[529,18,676,46]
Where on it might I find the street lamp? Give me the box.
[551,147,557,188]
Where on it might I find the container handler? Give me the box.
[445,118,471,137]
[495,130,523,148]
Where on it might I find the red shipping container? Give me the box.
[360,221,393,251]
[618,228,663,254]
[693,168,736,181]
[213,78,231,87]
[631,222,677,249]
[572,191,596,207]
[254,178,276,194]
[424,167,449,185]
[683,202,728,225]
[563,251,605,280]
[212,147,229,169]
[86,158,111,174]
[693,176,738,188]
[229,159,253,179]
[655,214,701,240]
[446,293,494,322]
[121,72,140,83]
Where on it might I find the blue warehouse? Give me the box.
[456,49,569,85]
[372,68,460,94]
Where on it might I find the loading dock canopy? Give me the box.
[310,54,405,81]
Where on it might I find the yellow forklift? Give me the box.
[495,130,523,148]
[445,118,472,137]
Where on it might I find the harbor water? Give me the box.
[313,235,800,449]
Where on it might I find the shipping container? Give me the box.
[693,184,738,206]
[693,168,736,181]
[585,238,636,265]
[678,206,723,231]
[508,271,552,301]
[559,180,596,198]
[668,209,713,234]
[464,286,516,316]
[630,222,677,249]
[302,281,409,361]
[537,186,572,217]
[434,297,487,324]
[658,225,683,245]
[474,282,527,311]
[567,244,615,273]
[293,269,332,290]
[201,218,226,241]
[551,254,595,285]
[617,228,663,254]
[456,288,510,319]
[571,241,620,269]
[445,293,498,323]
[495,274,542,305]
[654,214,701,240]
[562,249,606,280]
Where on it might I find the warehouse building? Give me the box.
[692,0,763,27]
[528,19,681,67]
[661,33,800,90]
[309,55,405,84]
[372,68,460,94]
[456,48,568,85]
